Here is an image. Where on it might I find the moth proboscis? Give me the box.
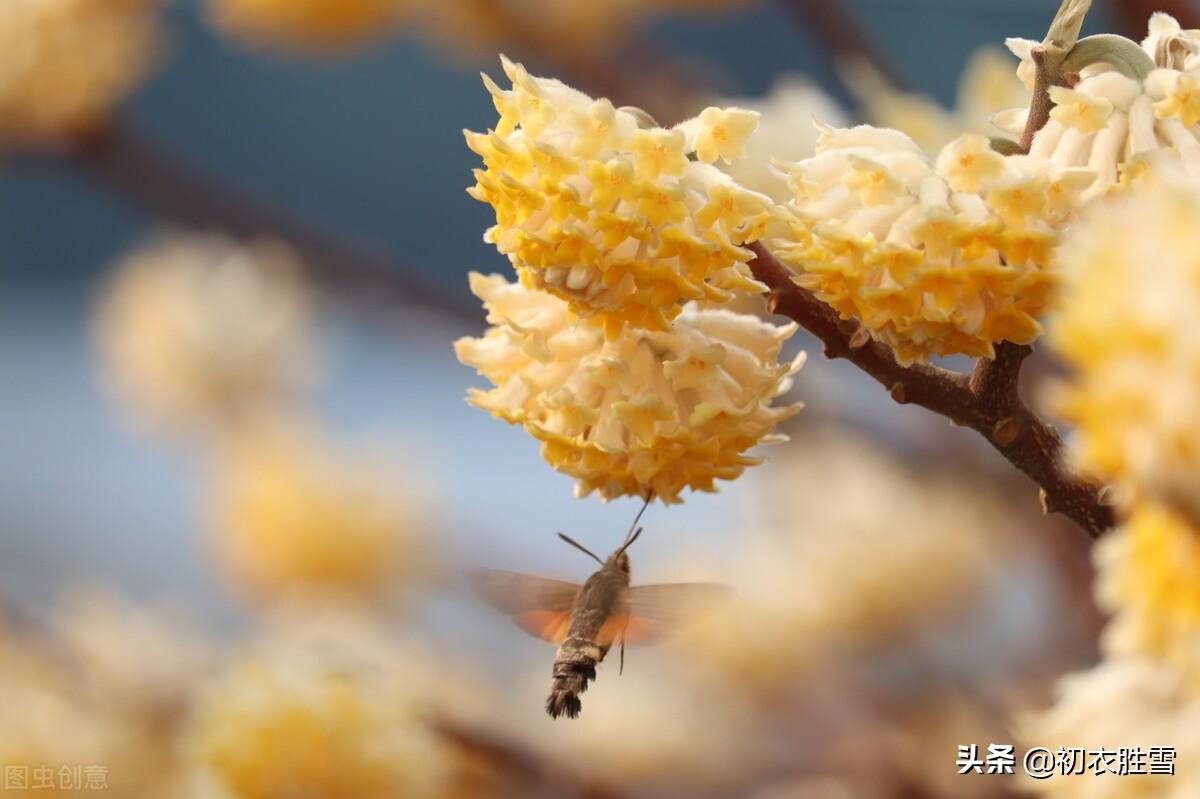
[472,504,729,719]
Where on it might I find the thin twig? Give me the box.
[17,124,480,322]
[748,242,1114,538]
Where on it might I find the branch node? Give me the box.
[765,291,781,316]
[889,383,909,404]
[992,417,1021,447]
[848,325,871,349]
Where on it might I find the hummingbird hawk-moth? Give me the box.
[473,505,728,719]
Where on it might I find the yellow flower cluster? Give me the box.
[0,0,162,146]
[95,234,312,436]
[1048,172,1200,522]
[1001,14,1200,197]
[454,273,804,503]
[466,57,770,335]
[206,0,409,52]
[206,424,428,605]
[1096,505,1200,690]
[770,124,1092,364]
[185,618,450,799]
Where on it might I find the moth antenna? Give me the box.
[557,533,603,565]
[616,527,643,557]
[622,494,652,547]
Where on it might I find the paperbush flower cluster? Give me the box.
[466,56,770,334]
[1048,171,1200,522]
[185,618,452,799]
[459,59,805,502]
[0,0,162,146]
[455,273,803,503]
[769,124,1092,363]
[95,234,312,435]
[207,423,428,604]
[1027,131,1200,794]
[1002,14,1200,197]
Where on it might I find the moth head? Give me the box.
[610,526,641,572]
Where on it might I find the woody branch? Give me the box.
[747,0,1114,538]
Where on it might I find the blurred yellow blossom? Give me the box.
[846,47,1028,153]
[416,0,749,60]
[0,0,162,146]
[1021,657,1200,798]
[206,0,409,52]
[466,57,770,334]
[998,14,1200,198]
[185,616,452,799]
[1048,171,1200,522]
[687,427,1007,689]
[454,272,804,503]
[206,423,428,604]
[769,123,1091,364]
[95,233,312,437]
[1095,505,1200,689]
[0,589,212,798]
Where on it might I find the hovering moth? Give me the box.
[473,505,728,719]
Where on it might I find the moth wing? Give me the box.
[618,583,733,646]
[470,569,581,644]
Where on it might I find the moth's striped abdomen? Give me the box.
[545,636,605,719]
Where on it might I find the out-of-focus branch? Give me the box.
[20,124,480,322]
[1112,0,1200,38]
[434,718,631,799]
[776,0,906,91]
[747,242,1114,538]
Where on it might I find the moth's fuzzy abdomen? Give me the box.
[546,640,603,719]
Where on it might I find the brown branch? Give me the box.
[16,124,480,322]
[748,242,1114,538]
[433,718,630,799]
[1112,0,1200,38]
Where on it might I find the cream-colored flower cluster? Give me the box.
[770,123,1092,363]
[0,589,212,799]
[96,233,430,608]
[1048,171,1200,522]
[206,0,410,52]
[207,423,428,604]
[460,59,804,503]
[1021,658,1200,798]
[95,234,312,436]
[1027,154,1200,796]
[1095,505,1200,691]
[0,0,162,146]
[455,273,803,503]
[1001,14,1200,197]
[466,56,771,334]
